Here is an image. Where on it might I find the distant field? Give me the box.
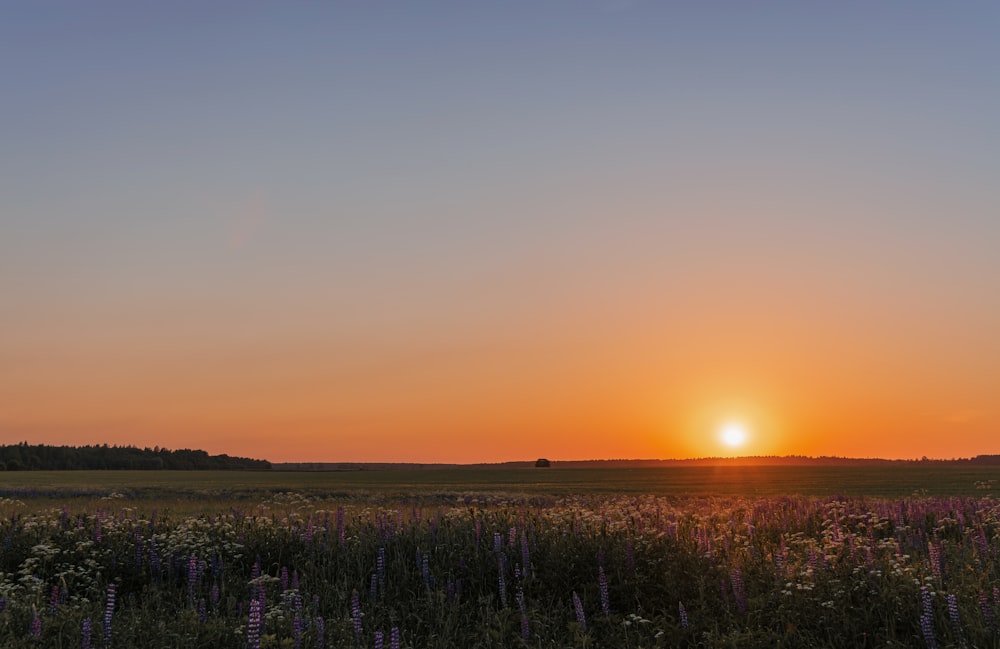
[1,464,998,500]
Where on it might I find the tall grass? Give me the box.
[0,491,998,647]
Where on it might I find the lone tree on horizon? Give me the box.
[535,458,551,468]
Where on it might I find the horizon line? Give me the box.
[271,453,1000,465]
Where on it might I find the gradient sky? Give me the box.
[3,2,998,463]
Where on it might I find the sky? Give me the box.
[2,2,998,463]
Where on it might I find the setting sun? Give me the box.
[719,422,749,448]
[2,3,998,465]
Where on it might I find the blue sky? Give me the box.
[2,2,999,461]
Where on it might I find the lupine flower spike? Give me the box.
[572,591,587,632]
[247,599,262,649]
[103,584,116,647]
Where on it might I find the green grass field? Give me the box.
[1,464,998,503]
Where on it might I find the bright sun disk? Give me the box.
[720,422,748,447]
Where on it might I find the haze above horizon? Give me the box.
[2,3,998,463]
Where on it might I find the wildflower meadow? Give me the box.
[0,472,999,647]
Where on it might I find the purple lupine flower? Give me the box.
[292,613,303,649]
[517,589,529,642]
[210,583,220,609]
[103,584,116,647]
[31,610,41,640]
[247,598,262,649]
[188,555,198,605]
[49,584,60,616]
[520,531,530,577]
[920,586,936,649]
[497,555,507,607]
[292,570,299,592]
[494,532,503,554]
[149,539,161,579]
[974,528,989,564]
[250,559,267,610]
[198,598,207,623]
[281,566,289,592]
[350,589,362,640]
[390,627,401,649]
[421,553,430,586]
[82,618,92,649]
[678,601,689,630]
[374,630,384,649]
[928,542,943,581]
[314,616,325,649]
[920,612,936,649]
[377,547,386,593]
[370,573,378,601]
[336,506,346,545]
[474,519,482,544]
[946,593,962,640]
[572,591,587,632]
[598,566,610,615]
[980,590,995,629]
[730,568,747,614]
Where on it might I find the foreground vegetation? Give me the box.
[1,468,999,647]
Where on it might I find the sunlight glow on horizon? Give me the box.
[2,4,999,463]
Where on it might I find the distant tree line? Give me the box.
[506,455,1000,468]
[0,443,271,471]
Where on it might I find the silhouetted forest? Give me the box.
[0,443,270,471]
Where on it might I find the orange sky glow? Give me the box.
[2,4,998,463]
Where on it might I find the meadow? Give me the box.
[1,466,998,647]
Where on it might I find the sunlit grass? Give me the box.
[2,465,1000,502]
